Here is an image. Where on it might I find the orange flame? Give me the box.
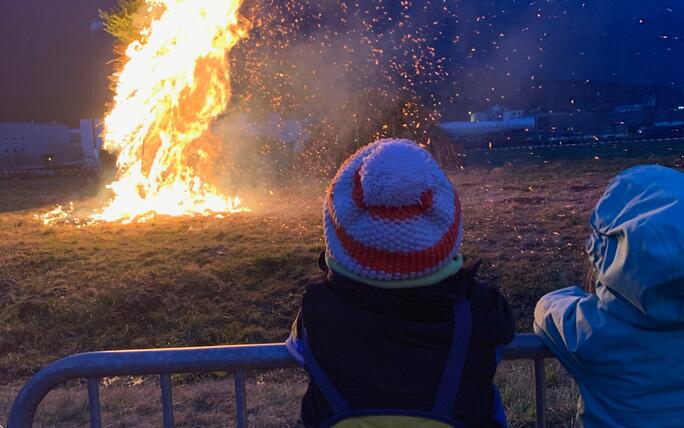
[92,0,251,224]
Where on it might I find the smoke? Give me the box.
[209,0,460,192]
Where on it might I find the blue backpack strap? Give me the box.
[300,324,352,415]
[492,385,508,428]
[432,298,472,416]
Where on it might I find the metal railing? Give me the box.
[7,333,553,428]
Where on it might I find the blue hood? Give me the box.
[587,165,684,326]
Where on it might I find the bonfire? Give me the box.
[43,0,251,225]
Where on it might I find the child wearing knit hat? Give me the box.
[287,139,515,428]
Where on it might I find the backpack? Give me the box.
[299,298,474,428]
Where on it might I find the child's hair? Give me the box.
[583,262,597,294]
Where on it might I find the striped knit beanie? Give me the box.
[324,138,463,282]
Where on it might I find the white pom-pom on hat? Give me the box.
[359,139,435,207]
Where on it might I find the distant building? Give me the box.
[503,110,525,121]
[470,104,500,122]
[614,93,657,113]
[443,84,684,148]
[614,104,645,113]
[442,105,536,144]
[0,120,101,172]
[468,105,526,123]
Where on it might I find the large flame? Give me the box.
[92,0,250,224]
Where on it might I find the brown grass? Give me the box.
[0,362,578,427]
[0,374,308,427]
[1,153,683,427]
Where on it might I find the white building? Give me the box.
[442,105,535,138]
[0,120,101,172]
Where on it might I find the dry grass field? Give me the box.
[1,151,683,427]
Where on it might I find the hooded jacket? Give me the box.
[288,254,515,427]
[534,165,684,427]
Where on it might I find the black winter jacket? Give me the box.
[289,254,515,428]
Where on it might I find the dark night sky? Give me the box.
[1,0,683,126]
[0,0,117,127]
[454,1,684,86]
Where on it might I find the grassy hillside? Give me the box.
[1,152,682,426]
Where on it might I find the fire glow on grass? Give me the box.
[43,0,251,225]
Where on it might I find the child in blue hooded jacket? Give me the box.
[534,165,684,427]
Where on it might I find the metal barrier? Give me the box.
[7,333,553,428]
